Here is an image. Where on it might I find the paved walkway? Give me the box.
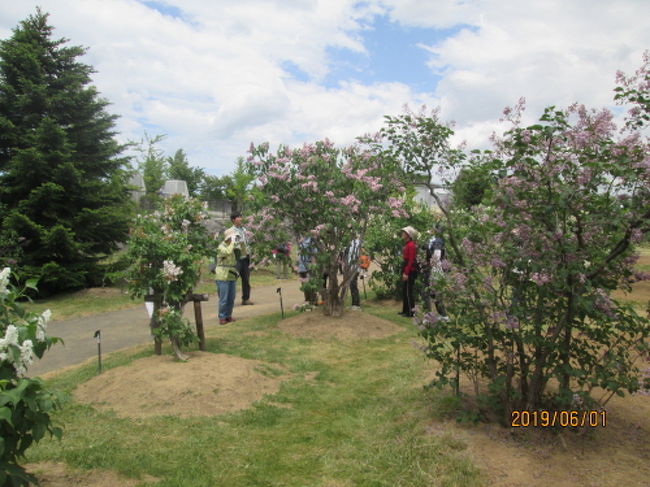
[28,279,306,376]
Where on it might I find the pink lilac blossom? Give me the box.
[490,257,506,269]
[530,272,551,286]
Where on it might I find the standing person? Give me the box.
[399,226,419,317]
[214,228,239,324]
[358,247,371,300]
[229,212,254,305]
[359,249,371,276]
[423,225,448,317]
[345,237,362,310]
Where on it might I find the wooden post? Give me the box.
[189,293,209,351]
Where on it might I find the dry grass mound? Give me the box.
[278,310,402,340]
[26,462,158,487]
[73,351,288,419]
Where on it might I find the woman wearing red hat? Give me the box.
[399,226,419,317]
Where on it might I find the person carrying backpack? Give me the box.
[423,224,447,317]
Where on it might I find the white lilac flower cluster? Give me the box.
[0,309,51,376]
[0,268,52,376]
[0,266,10,296]
[162,260,183,282]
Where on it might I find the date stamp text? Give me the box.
[511,410,607,428]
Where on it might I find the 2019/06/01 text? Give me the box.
[511,410,607,428]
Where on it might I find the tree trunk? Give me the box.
[559,291,575,399]
[149,294,163,355]
[170,336,189,361]
[322,262,344,317]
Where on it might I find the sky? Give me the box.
[0,0,648,176]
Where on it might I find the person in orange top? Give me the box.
[399,226,419,317]
[359,251,370,274]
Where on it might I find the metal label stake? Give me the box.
[277,287,284,318]
[94,330,102,373]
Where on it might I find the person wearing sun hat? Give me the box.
[214,227,240,325]
[399,226,419,317]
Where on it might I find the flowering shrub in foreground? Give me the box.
[125,195,211,360]
[421,98,649,419]
[374,55,650,422]
[0,268,63,486]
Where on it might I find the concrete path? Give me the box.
[28,279,307,376]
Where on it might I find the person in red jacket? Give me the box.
[399,226,419,317]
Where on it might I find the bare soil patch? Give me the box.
[26,462,158,487]
[278,310,402,340]
[427,390,650,487]
[73,351,289,419]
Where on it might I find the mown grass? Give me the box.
[24,287,137,320]
[28,305,483,487]
[22,248,650,486]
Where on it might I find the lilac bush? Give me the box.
[1,268,63,486]
[246,139,405,316]
[425,98,648,418]
[380,56,650,421]
[125,195,211,360]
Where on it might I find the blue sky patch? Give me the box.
[139,1,185,20]
[322,15,466,92]
[281,60,311,83]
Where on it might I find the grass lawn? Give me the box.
[27,304,482,487]
[19,248,650,486]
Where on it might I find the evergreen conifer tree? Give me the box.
[0,9,131,294]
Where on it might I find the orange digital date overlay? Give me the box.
[511,410,607,428]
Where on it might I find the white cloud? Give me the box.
[385,0,650,139]
[1,0,648,176]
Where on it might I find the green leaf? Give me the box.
[31,421,46,442]
[0,406,13,426]
[24,278,39,291]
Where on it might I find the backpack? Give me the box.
[427,236,445,262]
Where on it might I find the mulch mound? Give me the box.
[278,310,402,340]
[73,351,289,419]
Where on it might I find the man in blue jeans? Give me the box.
[214,228,239,324]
